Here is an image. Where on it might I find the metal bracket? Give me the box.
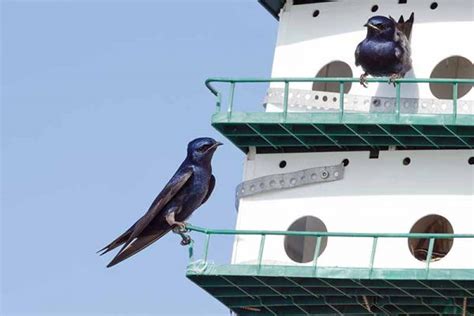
[264,87,474,114]
[235,163,345,209]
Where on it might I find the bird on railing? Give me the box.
[98,137,222,267]
[355,13,414,87]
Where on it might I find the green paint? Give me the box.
[187,263,474,315]
[185,224,474,239]
[205,77,474,151]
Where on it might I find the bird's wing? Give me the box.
[132,167,193,236]
[394,46,403,60]
[97,226,134,256]
[394,29,412,73]
[201,175,215,205]
[98,166,193,259]
[389,13,414,41]
[398,12,414,41]
[354,42,362,66]
[106,225,171,268]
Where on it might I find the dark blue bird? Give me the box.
[355,13,414,87]
[98,137,222,267]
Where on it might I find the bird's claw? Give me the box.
[172,222,188,233]
[171,223,192,246]
[180,235,192,246]
[359,74,368,88]
[388,74,401,86]
[173,225,192,246]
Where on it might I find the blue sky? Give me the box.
[1,1,277,314]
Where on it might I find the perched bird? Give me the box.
[98,137,222,267]
[355,13,414,87]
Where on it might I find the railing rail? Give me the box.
[205,77,474,121]
[185,224,474,277]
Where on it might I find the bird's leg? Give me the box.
[388,73,402,87]
[172,222,188,232]
[176,230,192,246]
[359,72,369,88]
[166,213,191,245]
[166,212,188,232]
[171,226,192,245]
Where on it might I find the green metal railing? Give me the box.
[185,225,474,277]
[205,77,474,120]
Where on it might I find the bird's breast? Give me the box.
[175,167,211,219]
[358,40,401,76]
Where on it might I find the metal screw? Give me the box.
[321,171,329,179]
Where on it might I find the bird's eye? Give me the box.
[199,144,211,152]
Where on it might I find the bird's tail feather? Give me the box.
[97,226,134,256]
[398,12,414,40]
[106,228,170,268]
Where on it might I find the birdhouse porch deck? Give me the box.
[207,77,474,153]
[185,225,474,315]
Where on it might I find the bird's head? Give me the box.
[187,137,222,164]
[364,16,396,40]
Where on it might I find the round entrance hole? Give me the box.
[429,56,474,100]
[284,216,328,263]
[313,61,353,94]
[408,214,454,262]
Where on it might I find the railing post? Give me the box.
[227,82,235,120]
[425,237,435,278]
[283,81,289,121]
[257,234,266,274]
[395,83,401,121]
[215,92,222,113]
[453,82,458,121]
[203,233,211,262]
[339,81,345,119]
[369,237,378,278]
[188,239,194,260]
[312,236,322,276]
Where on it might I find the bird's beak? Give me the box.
[206,141,223,153]
[365,23,381,31]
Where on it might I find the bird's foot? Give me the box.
[180,234,192,246]
[171,221,188,233]
[388,74,402,86]
[359,73,368,88]
[171,223,192,246]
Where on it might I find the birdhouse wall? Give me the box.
[231,149,474,270]
[267,0,474,102]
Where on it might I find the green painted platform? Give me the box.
[206,77,474,153]
[212,112,474,153]
[187,263,474,315]
[184,226,474,315]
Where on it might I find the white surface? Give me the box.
[232,149,474,270]
[269,0,474,101]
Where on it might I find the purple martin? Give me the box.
[355,13,414,87]
[98,137,222,267]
